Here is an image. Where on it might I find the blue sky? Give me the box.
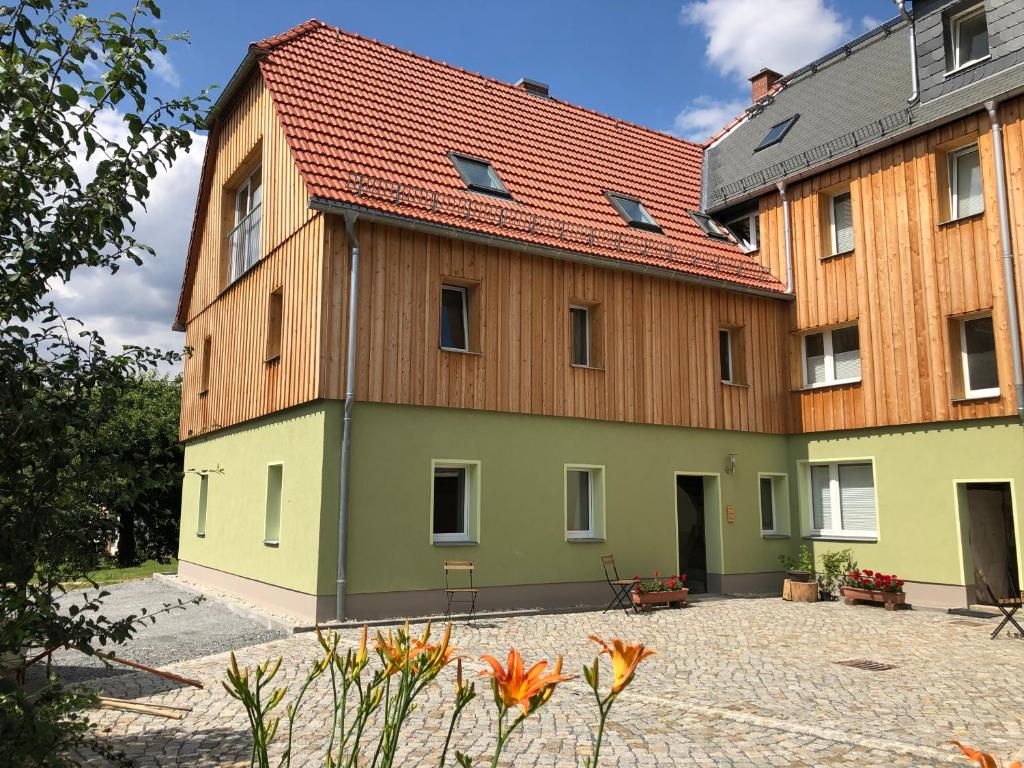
[65,0,899,360]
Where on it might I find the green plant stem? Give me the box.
[438,694,472,768]
[589,693,616,768]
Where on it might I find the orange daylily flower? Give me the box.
[479,648,571,715]
[376,621,457,677]
[949,741,1023,768]
[589,636,657,694]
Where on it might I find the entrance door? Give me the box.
[676,475,708,594]
[965,482,1020,600]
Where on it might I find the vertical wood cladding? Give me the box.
[754,103,1024,432]
[319,218,792,434]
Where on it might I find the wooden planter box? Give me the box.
[631,588,689,610]
[842,586,907,611]
[782,578,818,603]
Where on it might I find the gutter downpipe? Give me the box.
[336,213,361,620]
[894,1,919,104]
[985,100,1024,422]
[776,181,794,294]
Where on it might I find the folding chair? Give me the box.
[443,560,479,620]
[601,555,639,615]
[983,581,1023,640]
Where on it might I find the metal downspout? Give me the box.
[336,213,361,620]
[986,101,1024,422]
[776,181,794,294]
[894,1,919,104]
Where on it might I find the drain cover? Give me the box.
[834,659,895,671]
[949,619,991,628]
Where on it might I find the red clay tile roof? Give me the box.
[175,20,783,326]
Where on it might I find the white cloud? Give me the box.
[862,15,882,31]
[152,51,181,89]
[49,109,206,369]
[672,95,746,142]
[681,0,851,83]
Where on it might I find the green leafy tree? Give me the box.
[0,1,208,762]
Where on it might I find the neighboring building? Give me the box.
[174,4,1024,622]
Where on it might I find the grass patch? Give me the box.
[84,558,178,586]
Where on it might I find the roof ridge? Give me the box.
[280,20,702,152]
[252,18,327,51]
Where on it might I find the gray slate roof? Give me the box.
[705,12,1024,212]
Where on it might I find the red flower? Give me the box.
[654,569,660,578]
[864,569,874,577]
[897,579,904,586]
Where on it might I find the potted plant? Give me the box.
[779,544,815,583]
[841,569,907,611]
[631,572,688,610]
[818,548,856,601]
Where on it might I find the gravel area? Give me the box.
[41,578,288,685]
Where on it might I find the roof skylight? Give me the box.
[689,211,731,241]
[449,152,511,197]
[755,114,799,152]
[606,192,662,233]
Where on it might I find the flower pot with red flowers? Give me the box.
[841,569,907,611]
[631,573,688,610]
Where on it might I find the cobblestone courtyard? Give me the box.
[84,597,1024,767]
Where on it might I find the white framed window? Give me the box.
[565,465,605,541]
[758,473,790,536]
[949,144,984,220]
[196,473,209,537]
[264,463,283,545]
[229,165,263,282]
[803,325,861,387]
[719,328,733,383]
[440,284,469,351]
[808,461,877,539]
[431,461,479,544]
[726,211,759,252]
[949,4,989,72]
[959,314,999,398]
[829,190,854,255]
[570,305,590,366]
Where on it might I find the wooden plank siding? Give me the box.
[318,217,792,434]
[752,102,1024,433]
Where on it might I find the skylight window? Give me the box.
[755,114,799,152]
[689,211,730,241]
[449,152,511,198]
[606,192,662,233]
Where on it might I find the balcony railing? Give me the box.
[228,203,262,283]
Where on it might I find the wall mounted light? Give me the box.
[725,453,737,475]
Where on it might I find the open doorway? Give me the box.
[676,475,708,594]
[963,482,1020,601]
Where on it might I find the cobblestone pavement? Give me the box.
[82,597,1024,767]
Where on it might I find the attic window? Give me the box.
[449,152,511,198]
[606,193,662,233]
[755,114,799,152]
[689,211,730,241]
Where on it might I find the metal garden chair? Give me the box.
[982,579,1023,640]
[443,560,479,620]
[601,555,639,614]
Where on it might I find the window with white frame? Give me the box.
[265,464,283,544]
[719,328,733,383]
[565,466,604,540]
[949,144,984,220]
[726,211,759,253]
[432,462,478,543]
[759,475,789,535]
[440,284,469,351]
[196,473,209,537]
[228,165,263,282]
[808,461,877,538]
[570,305,590,366]
[803,325,861,387]
[829,190,854,255]
[959,314,999,398]
[948,3,989,72]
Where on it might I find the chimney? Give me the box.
[749,68,783,103]
[514,77,550,98]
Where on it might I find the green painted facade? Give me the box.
[179,401,1024,605]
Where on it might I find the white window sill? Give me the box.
[196,532,206,538]
[797,377,862,392]
[955,390,1000,403]
[432,538,478,547]
[439,347,482,356]
[566,536,606,544]
[721,380,751,389]
[945,55,991,78]
[821,249,854,262]
[570,363,605,371]
[939,211,984,228]
[263,539,280,547]
[761,532,791,539]
[804,533,878,543]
